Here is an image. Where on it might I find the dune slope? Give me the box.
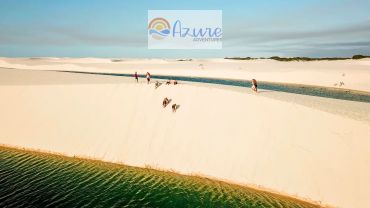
[0,69,370,208]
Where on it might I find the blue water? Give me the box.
[56,70,370,103]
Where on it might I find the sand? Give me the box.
[0,58,370,208]
[1,57,370,92]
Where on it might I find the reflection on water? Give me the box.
[0,146,320,208]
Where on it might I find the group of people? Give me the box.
[155,80,178,89]
[134,72,180,86]
[134,72,257,92]
[166,80,178,85]
[134,72,180,113]
[134,72,258,92]
[134,72,151,84]
[162,97,178,112]
[133,72,258,113]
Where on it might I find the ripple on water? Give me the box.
[0,146,321,208]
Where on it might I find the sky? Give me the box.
[0,0,369,58]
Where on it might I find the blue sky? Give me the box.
[0,0,369,58]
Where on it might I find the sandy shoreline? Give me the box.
[1,59,370,208]
[1,67,369,123]
[1,57,370,92]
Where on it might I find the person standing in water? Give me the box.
[134,72,139,83]
[146,72,151,84]
[251,79,258,92]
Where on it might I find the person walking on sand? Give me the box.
[172,104,177,112]
[155,81,161,89]
[251,79,258,92]
[146,72,151,84]
[134,72,139,83]
[162,97,169,108]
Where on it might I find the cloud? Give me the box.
[1,13,369,58]
[225,20,370,45]
[0,24,147,47]
[219,19,370,57]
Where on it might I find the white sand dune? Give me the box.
[0,61,370,208]
[1,57,370,92]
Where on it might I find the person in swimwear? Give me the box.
[146,72,151,84]
[162,97,169,107]
[134,72,138,83]
[172,104,177,112]
[251,79,258,92]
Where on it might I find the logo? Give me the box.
[148,10,222,49]
[148,17,171,40]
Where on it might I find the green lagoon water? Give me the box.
[0,146,320,208]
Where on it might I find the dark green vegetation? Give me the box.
[0,146,321,208]
[177,59,193,61]
[224,57,256,60]
[224,54,370,61]
[352,55,370,59]
[269,56,349,61]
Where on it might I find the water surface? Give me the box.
[57,70,370,103]
[0,146,320,208]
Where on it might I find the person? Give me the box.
[174,80,178,85]
[155,81,161,89]
[172,104,177,112]
[134,72,138,83]
[251,79,258,92]
[146,72,151,84]
[166,80,171,85]
[162,97,169,108]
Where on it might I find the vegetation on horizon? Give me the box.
[225,55,370,61]
[352,55,370,59]
[224,57,256,60]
